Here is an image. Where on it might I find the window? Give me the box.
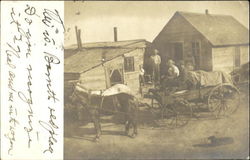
[192,42,200,69]
[174,43,183,60]
[110,69,123,86]
[124,57,135,72]
[235,47,240,67]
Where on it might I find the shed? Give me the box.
[153,11,249,73]
[64,39,151,99]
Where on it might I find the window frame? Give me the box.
[192,41,201,69]
[124,56,135,72]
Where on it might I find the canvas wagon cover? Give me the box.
[186,70,233,87]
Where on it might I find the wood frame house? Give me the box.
[153,10,249,73]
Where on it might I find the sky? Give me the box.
[64,1,249,47]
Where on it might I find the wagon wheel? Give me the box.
[208,83,240,118]
[159,102,192,129]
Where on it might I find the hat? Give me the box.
[154,49,159,54]
[167,59,175,65]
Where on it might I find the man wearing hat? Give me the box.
[150,49,161,83]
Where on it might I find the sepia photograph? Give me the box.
[64,1,249,159]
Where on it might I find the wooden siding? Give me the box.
[212,47,234,73]
[200,39,213,71]
[240,45,249,65]
[153,13,213,71]
[77,48,145,94]
[212,45,249,73]
[104,56,124,88]
[105,48,144,94]
[124,48,144,94]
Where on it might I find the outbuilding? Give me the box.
[64,39,152,100]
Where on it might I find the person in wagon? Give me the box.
[166,59,179,79]
[150,49,161,83]
[161,59,180,90]
[177,60,187,81]
[176,60,190,90]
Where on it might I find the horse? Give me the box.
[69,84,138,141]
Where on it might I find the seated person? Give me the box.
[160,60,180,92]
[166,59,179,78]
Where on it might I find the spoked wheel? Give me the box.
[159,102,192,129]
[208,83,240,118]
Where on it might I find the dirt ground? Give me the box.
[64,88,249,159]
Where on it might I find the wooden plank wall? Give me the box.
[78,48,145,94]
[153,13,213,71]
[240,45,249,65]
[212,45,249,73]
[123,48,144,94]
[212,47,235,73]
[105,48,145,94]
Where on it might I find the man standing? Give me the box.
[139,65,145,85]
[150,49,161,83]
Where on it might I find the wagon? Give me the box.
[147,70,240,129]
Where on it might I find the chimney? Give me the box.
[78,29,82,49]
[205,9,209,15]
[75,26,82,49]
[114,27,117,42]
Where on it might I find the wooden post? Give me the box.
[114,27,117,42]
[75,26,79,49]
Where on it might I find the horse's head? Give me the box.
[69,83,86,104]
[69,84,94,106]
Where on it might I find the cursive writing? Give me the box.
[18,65,33,148]
[39,6,63,155]
[42,9,65,32]
[10,8,32,58]
[44,52,60,102]
[39,106,58,153]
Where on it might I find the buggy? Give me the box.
[147,70,240,128]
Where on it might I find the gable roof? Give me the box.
[178,11,249,46]
[64,39,149,73]
[155,11,249,46]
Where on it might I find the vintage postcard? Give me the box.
[64,1,249,159]
[1,1,249,160]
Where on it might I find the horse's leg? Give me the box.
[133,120,138,137]
[90,109,101,141]
[96,110,101,137]
[125,120,130,136]
[127,118,137,138]
[131,110,138,138]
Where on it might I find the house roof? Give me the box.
[64,39,149,73]
[177,11,249,46]
[155,11,249,46]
